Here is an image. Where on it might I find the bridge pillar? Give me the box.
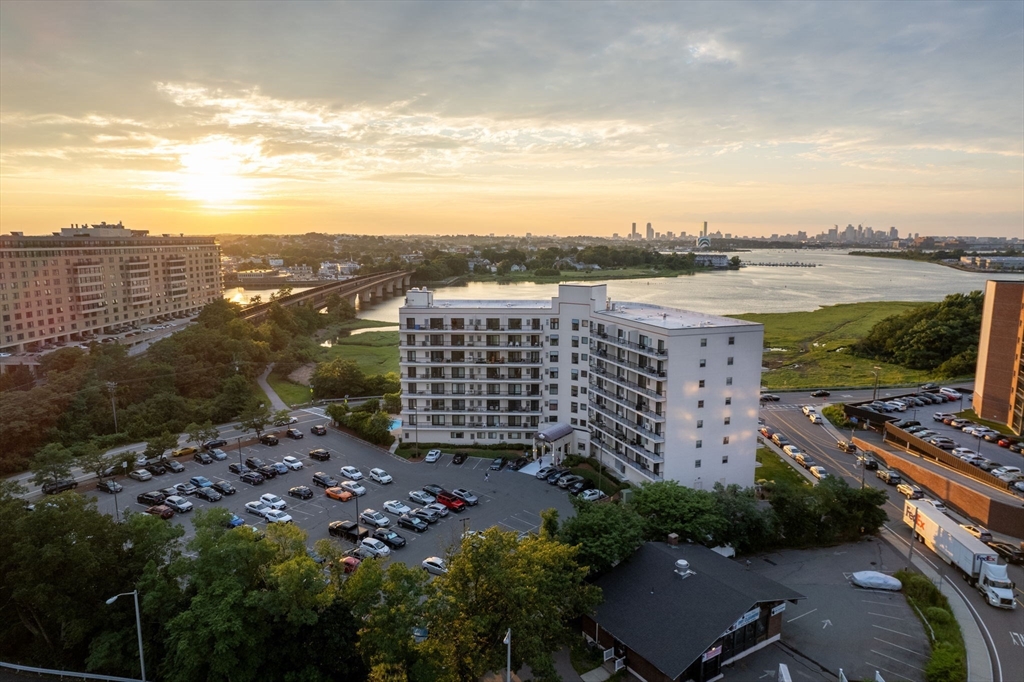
[386,282,395,297]
[403,274,412,288]
[376,284,384,299]
[346,294,357,308]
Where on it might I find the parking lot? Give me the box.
[86,413,579,569]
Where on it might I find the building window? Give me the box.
[724,417,731,425]
[722,456,729,464]
[549,318,559,329]
[728,336,735,345]
[550,368,559,379]
[723,436,730,444]
[696,420,703,428]
[549,334,559,346]
[571,336,579,348]
[727,357,733,366]
[550,352,559,363]
[726,377,732,386]
[698,379,705,388]
[695,459,702,468]
[725,397,731,405]
[570,369,579,381]
[571,353,579,364]
[697,400,704,408]
[699,358,706,368]
[700,338,707,347]
[572,319,579,331]
[549,384,558,395]
[696,440,702,449]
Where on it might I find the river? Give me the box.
[348,250,1014,322]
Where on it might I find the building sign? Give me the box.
[724,607,761,634]
[702,645,722,662]
[771,603,786,616]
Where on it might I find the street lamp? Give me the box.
[107,381,119,434]
[871,367,882,402]
[503,628,512,682]
[113,461,128,523]
[236,436,244,468]
[410,405,419,457]
[105,590,146,682]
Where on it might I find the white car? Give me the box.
[260,493,287,510]
[801,405,816,416]
[164,495,193,513]
[274,416,299,426]
[369,468,393,484]
[129,469,153,482]
[782,445,802,457]
[425,502,450,518]
[424,449,442,463]
[384,499,412,515]
[245,501,270,517]
[951,447,976,457]
[808,466,828,480]
[359,509,391,528]
[422,556,448,575]
[360,537,391,558]
[579,489,607,502]
[340,480,366,496]
[340,466,364,480]
[408,490,435,505]
[265,509,293,524]
[991,466,1021,478]
[920,498,947,512]
[282,456,304,471]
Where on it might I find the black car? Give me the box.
[452,452,467,465]
[213,480,237,495]
[259,434,279,446]
[373,528,407,549]
[42,479,79,495]
[194,487,223,502]
[759,394,780,402]
[96,479,123,494]
[193,451,213,465]
[857,455,879,470]
[137,491,165,505]
[397,514,428,532]
[810,390,830,397]
[240,471,265,486]
[203,438,228,450]
[489,457,506,471]
[256,465,278,480]
[228,463,250,475]
[309,448,331,461]
[288,485,314,500]
[145,463,168,476]
[985,541,1024,565]
[245,457,266,469]
[546,468,570,484]
[568,479,595,495]
[310,425,327,436]
[422,483,447,496]
[312,471,338,488]
[164,460,185,473]
[286,428,303,440]
[507,456,529,471]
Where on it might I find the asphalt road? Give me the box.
[83,409,578,573]
[760,403,1024,682]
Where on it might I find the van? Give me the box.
[939,387,962,400]
[876,469,901,485]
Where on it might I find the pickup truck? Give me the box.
[328,519,370,544]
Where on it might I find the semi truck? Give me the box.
[903,500,1016,609]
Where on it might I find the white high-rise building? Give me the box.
[399,284,763,488]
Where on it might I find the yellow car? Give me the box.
[325,487,355,502]
[171,446,198,458]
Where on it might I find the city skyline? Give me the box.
[1,1,1022,238]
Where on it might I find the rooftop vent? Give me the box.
[674,559,695,579]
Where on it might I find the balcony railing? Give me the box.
[595,350,666,378]
[591,422,664,463]
[588,384,666,422]
[594,332,668,357]
[589,403,665,442]
[592,440,663,481]
[591,365,665,400]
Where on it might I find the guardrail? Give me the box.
[0,661,140,682]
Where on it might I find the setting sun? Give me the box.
[176,136,260,209]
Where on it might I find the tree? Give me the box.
[729,255,741,267]
[559,499,644,575]
[185,421,219,449]
[629,480,729,544]
[325,402,349,427]
[29,443,76,487]
[237,401,272,439]
[270,286,293,302]
[422,529,600,682]
[382,392,402,414]
[143,431,179,461]
[312,358,367,399]
[75,444,115,480]
[248,294,262,305]
[710,483,776,553]
[539,508,560,539]
[272,409,292,427]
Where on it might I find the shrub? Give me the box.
[925,643,965,682]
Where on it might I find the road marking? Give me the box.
[868,650,924,672]
[1010,631,1024,647]
[861,600,902,606]
[874,638,928,657]
[786,608,817,623]
[822,619,832,629]
[872,624,918,638]
[868,663,919,680]
[942,576,1003,682]
[868,612,906,620]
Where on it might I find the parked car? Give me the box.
[193,451,213,465]
[341,480,367,496]
[288,485,314,500]
[384,499,412,515]
[557,474,584,489]
[325,486,355,501]
[580,489,608,502]
[369,468,393,484]
[782,445,802,457]
[129,469,153,482]
[312,471,338,488]
[259,434,279,446]
[451,488,479,505]
[507,457,529,471]
[146,505,175,520]
[360,537,391,558]
[310,425,327,436]
[373,528,406,549]
[422,483,447,496]
[489,457,506,471]
[228,463,250,475]
[309,448,331,461]
[171,446,197,458]
[174,482,198,496]
[203,438,227,450]
[164,495,193,513]
[282,456,304,470]
[209,448,228,461]
[137,491,165,505]
[260,493,287,510]
[397,514,428,532]
[836,440,857,453]
[876,469,901,485]
[96,479,123,494]
[246,457,267,469]
[435,492,466,512]
[213,480,236,495]
[411,507,440,524]
[794,453,816,469]
[959,524,993,543]
[569,479,597,495]
[535,465,557,479]
[808,466,828,480]
[256,465,278,480]
[340,466,364,480]
[164,460,185,473]
[240,472,265,486]
[245,501,270,517]
[424,449,442,463]
[265,510,293,524]
[145,464,168,476]
[195,487,222,502]
[224,514,245,529]
[422,556,448,575]
[285,428,303,440]
[452,452,467,465]
[545,468,570,484]
[933,412,955,422]
[42,479,79,495]
[360,509,391,528]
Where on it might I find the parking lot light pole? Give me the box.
[236,436,244,468]
[871,367,882,402]
[105,590,146,682]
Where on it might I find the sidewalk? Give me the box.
[257,364,290,412]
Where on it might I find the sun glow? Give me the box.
[175,136,261,208]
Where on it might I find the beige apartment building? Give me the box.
[0,222,221,353]
[973,279,1024,435]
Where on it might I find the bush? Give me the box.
[925,644,965,682]
[534,268,560,277]
[925,606,954,625]
[822,404,855,429]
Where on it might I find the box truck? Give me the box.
[903,500,1015,609]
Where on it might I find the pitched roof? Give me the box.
[592,543,804,679]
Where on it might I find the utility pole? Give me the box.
[107,381,119,433]
[871,367,881,402]
[236,436,244,468]
[906,506,919,569]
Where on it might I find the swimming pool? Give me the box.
[389,418,402,430]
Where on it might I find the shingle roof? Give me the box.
[592,543,805,679]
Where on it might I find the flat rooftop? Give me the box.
[406,299,553,310]
[596,302,760,330]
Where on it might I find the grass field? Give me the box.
[735,301,937,390]
[755,447,809,486]
[322,331,400,375]
[267,370,313,407]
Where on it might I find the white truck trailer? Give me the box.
[903,500,1016,609]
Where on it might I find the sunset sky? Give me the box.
[1,1,1022,238]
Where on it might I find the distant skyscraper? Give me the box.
[646,222,654,240]
[631,223,637,240]
[889,226,899,240]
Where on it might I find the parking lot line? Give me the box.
[871,624,919,638]
[868,612,907,620]
[786,608,817,623]
[873,638,929,657]
[868,650,925,672]
[869,662,920,680]
[860,599,903,606]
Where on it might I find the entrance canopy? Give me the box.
[535,422,574,443]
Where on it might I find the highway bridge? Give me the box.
[240,271,412,323]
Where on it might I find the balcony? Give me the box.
[589,403,665,442]
[591,364,665,400]
[592,440,663,481]
[595,350,666,379]
[595,332,667,358]
[588,383,666,422]
[591,422,664,463]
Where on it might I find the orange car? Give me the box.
[325,486,355,502]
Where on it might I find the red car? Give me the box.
[435,492,467,512]
[145,504,175,519]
